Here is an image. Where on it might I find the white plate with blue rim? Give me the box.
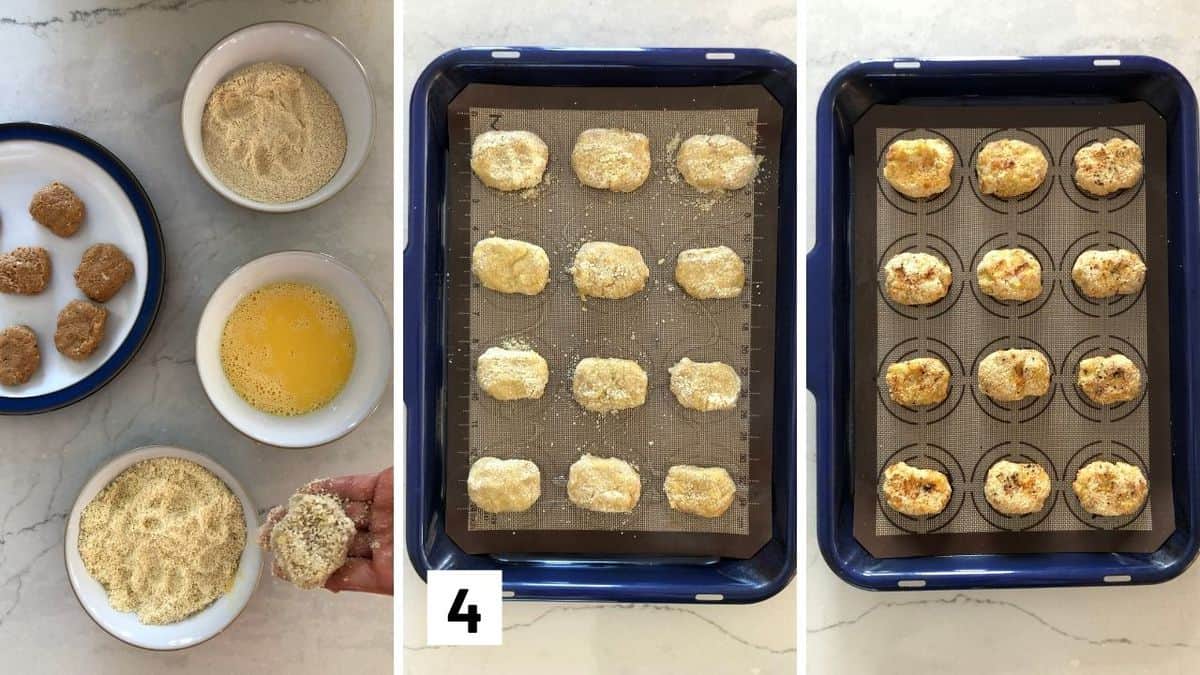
[0,123,165,414]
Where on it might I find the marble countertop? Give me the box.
[402,1,797,673]
[0,1,392,672]
[807,3,1200,674]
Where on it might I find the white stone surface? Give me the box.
[0,1,392,672]
[403,1,797,673]
[807,3,1200,674]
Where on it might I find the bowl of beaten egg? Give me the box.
[65,445,262,650]
[196,251,391,447]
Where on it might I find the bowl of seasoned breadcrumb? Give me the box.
[65,445,262,650]
[181,21,375,212]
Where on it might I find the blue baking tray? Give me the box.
[810,55,1200,590]
[406,47,796,602]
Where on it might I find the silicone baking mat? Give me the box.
[443,84,781,557]
[852,103,1174,558]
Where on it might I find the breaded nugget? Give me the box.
[978,349,1051,402]
[976,139,1048,198]
[881,461,952,517]
[467,457,541,514]
[567,454,641,513]
[1073,460,1148,517]
[470,130,549,192]
[0,246,51,295]
[883,251,952,306]
[0,325,40,386]
[1072,248,1146,299]
[674,245,744,299]
[885,357,950,408]
[669,358,741,412]
[663,465,736,518]
[675,134,757,192]
[29,181,85,237]
[570,241,649,299]
[266,493,355,590]
[54,299,107,361]
[883,138,955,199]
[1074,138,1143,197]
[571,128,651,192]
[984,460,1052,515]
[977,247,1042,302]
[572,357,648,413]
[1077,354,1141,405]
[476,346,549,401]
[471,237,550,295]
[75,243,133,302]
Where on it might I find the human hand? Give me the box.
[262,466,393,595]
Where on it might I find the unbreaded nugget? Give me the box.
[0,246,51,295]
[75,243,133,302]
[0,325,40,386]
[55,299,107,361]
[29,181,85,237]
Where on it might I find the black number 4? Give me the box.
[447,588,482,633]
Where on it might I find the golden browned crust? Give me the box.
[1073,461,1148,517]
[883,251,952,306]
[1077,354,1141,405]
[977,349,1051,402]
[1073,138,1143,197]
[881,461,952,517]
[885,357,951,408]
[976,139,1048,198]
[883,138,954,199]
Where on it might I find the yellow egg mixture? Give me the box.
[220,281,355,416]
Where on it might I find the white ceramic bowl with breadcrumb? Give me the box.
[65,445,262,650]
[181,21,375,212]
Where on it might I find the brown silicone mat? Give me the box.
[443,84,781,557]
[852,103,1174,558]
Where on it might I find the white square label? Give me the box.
[426,570,503,646]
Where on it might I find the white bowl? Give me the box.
[65,445,262,651]
[196,251,391,447]
[181,21,374,212]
